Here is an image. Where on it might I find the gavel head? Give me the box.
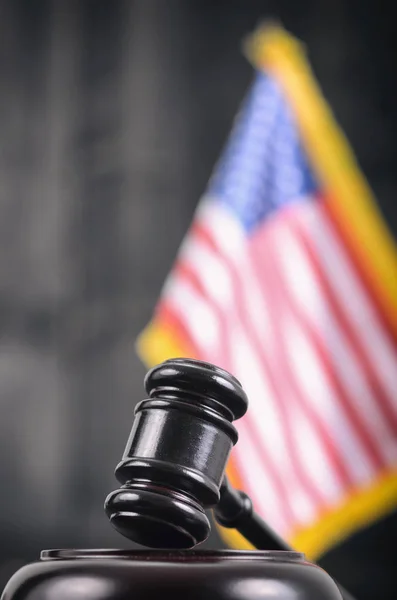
[105,358,248,549]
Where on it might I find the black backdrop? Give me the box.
[0,1,396,597]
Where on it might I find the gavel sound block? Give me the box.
[1,359,346,600]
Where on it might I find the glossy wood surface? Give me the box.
[1,550,343,600]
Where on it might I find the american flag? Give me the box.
[137,26,397,559]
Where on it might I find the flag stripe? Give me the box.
[231,417,290,534]
[324,198,397,342]
[191,207,341,507]
[162,277,222,362]
[318,204,397,370]
[231,323,321,525]
[289,208,397,448]
[268,219,388,474]
[191,221,327,512]
[248,226,360,493]
[300,202,397,403]
[174,258,297,527]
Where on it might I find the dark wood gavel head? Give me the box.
[105,358,248,549]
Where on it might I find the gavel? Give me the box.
[104,357,287,551]
[2,358,356,600]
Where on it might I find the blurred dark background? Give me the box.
[0,0,396,596]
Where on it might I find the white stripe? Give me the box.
[180,237,234,309]
[183,233,322,520]
[188,200,368,508]
[165,242,281,517]
[229,322,297,475]
[196,201,361,506]
[288,402,345,508]
[163,276,220,360]
[273,218,397,467]
[232,420,288,536]
[197,199,274,345]
[196,197,247,254]
[229,323,321,526]
[182,240,294,479]
[260,280,347,507]
[194,201,325,517]
[249,250,346,505]
[297,201,397,405]
[282,311,375,485]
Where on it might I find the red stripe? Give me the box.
[264,224,386,475]
[174,257,297,528]
[290,210,397,435]
[323,199,397,347]
[248,224,355,491]
[191,222,328,509]
[173,261,231,369]
[230,423,287,529]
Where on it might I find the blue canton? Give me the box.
[207,73,319,233]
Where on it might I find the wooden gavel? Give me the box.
[105,358,355,600]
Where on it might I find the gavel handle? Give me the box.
[215,477,356,600]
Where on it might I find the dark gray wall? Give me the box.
[0,0,396,596]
